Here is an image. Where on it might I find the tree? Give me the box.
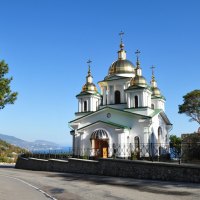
[169,134,181,158]
[178,90,200,125]
[0,59,18,109]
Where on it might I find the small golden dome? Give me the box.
[108,60,135,76]
[130,75,147,87]
[151,87,161,96]
[82,82,97,92]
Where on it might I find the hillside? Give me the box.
[0,133,64,151]
[0,139,27,163]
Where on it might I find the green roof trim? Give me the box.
[150,109,163,117]
[77,120,130,131]
[98,76,130,84]
[151,95,166,100]
[76,91,101,97]
[125,85,152,91]
[75,111,94,115]
[149,109,172,125]
[69,106,151,124]
[160,111,173,125]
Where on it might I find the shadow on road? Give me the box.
[45,172,200,196]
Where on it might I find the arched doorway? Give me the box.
[90,129,109,159]
[115,90,121,104]
[84,101,87,112]
[135,96,138,108]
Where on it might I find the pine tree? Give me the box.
[0,59,18,109]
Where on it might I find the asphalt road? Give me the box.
[0,165,200,200]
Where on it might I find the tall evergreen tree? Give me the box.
[0,59,18,109]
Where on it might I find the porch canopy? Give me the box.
[90,129,109,140]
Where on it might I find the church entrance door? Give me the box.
[90,129,109,159]
[94,139,108,158]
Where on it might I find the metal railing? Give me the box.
[72,143,170,161]
[21,148,73,160]
[20,142,200,164]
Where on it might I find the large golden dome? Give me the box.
[107,37,135,76]
[108,59,135,76]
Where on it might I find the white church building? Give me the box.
[69,35,172,159]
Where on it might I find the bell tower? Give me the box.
[150,66,165,111]
[76,60,101,116]
[126,50,152,110]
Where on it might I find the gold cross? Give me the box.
[87,59,92,65]
[151,65,155,75]
[135,49,141,59]
[119,31,124,42]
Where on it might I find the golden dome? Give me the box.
[130,75,147,87]
[82,82,97,92]
[150,66,162,97]
[108,60,135,76]
[151,87,161,96]
[81,60,98,93]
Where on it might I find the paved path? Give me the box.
[0,165,200,200]
[0,175,54,200]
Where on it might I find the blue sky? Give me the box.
[0,0,199,146]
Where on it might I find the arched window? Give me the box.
[134,136,140,159]
[115,90,121,104]
[158,127,162,155]
[135,96,138,108]
[150,132,155,157]
[134,136,140,149]
[158,127,162,144]
[84,101,87,112]
[151,132,155,143]
[151,104,155,109]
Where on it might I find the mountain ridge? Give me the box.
[0,133,64,151]
[0,139,26,163]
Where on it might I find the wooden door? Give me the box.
[103,147,108,158]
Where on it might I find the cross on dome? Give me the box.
[119,31,125,50]
[135,49,141,59]
[150,65,158,89]
[87,59,92,66]
[135,49,141,68]
[87,59,92,75]
[119,31,124,43]
[151,65,155,78]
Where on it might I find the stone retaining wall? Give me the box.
[15,157,200,183]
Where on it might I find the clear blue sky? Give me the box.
[0,0,199,146]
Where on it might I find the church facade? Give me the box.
[69,36,172,159]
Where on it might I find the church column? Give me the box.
[107,87,110,104]
[91,139,95,157]
[117,131,125,158]
[78,99,82,112]
[81,99,84,112]
[109,85,114,104]
[90,97,93,111]
[121,86,125,103]
[103,86,107,105]
[124,84,127,103]
[127,93,130,108]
